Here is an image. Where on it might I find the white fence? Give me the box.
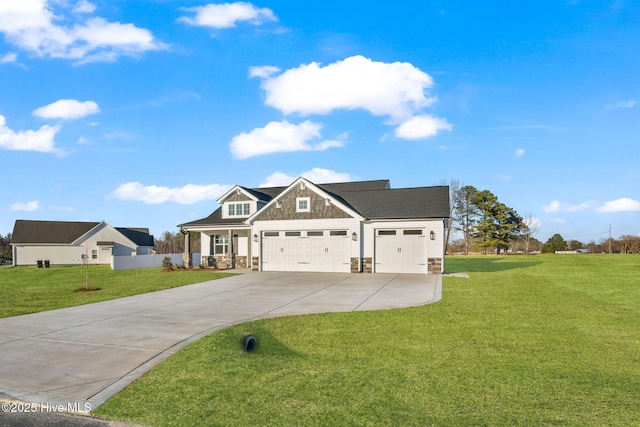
[111,253,201,271]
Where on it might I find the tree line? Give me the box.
[0,233,11,262]
[541,233,640,254]
[153,231,200,255]
[446,182,529,255]
[445,180,639,255]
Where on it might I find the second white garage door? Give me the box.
[374,229,427,274]
[261,230,351,273]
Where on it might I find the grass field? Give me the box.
[94,254,640,426]
[0,265,234,318]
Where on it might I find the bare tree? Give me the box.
[440,179,461,255]
[619,235,640,254]
[522,215,540,254]
[153,231,200,254]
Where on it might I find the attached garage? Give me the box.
[374,229,427,274]
[180,177,449,274]
[261,230,351,273]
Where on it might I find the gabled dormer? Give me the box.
[218,186,263,220]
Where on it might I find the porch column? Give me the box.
[183,230,192,268]
[228,229,235,268]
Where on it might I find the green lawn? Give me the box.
[0,265,234,318]
[94,255,640,426]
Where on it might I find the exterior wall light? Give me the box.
[352,232,358,241]
[430,231,436,240]
[253,234,258,242]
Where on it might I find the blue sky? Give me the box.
[1,0,639,243]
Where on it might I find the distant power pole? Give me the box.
[609,224,612,254]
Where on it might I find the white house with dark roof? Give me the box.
[180,177,449,274]
[10,220,155,267]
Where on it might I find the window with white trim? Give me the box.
[214,235,229,255]
[226,202,252,217]
[297,197,310,212]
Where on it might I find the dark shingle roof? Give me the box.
[318,180,390,193]
[116,228,155,247]
[179,207,247,227]
[336,186,450,219]
[181,179,448,227]
[11,220,100,244]
[240,186,286,201]
[11,220,155,247]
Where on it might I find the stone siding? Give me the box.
[215,254,236,269]
[362,257,373,273]
[350,257,360,273]
[236,255,247,269]
[251,256,259,271]
[258,184,352,221]
[428,257,442,274]
[201,256,216,268]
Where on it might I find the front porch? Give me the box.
[189,227,252,270]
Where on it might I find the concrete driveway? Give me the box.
[0,271,441,413]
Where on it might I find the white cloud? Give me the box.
[260,168,355,187]
[178,2,277,29]
[110,182,232,204]
[496,174,512,182]
[0,115,59,152]
[10,200,40,211]
[249,65,280,78]
[33,99,100,120]
[394,114,452,140]
[253,55,437,121]
[515,148,526,158]
[0,52,17,63]
[542,200,561,213]
[605,100,636,110]
[229,120,343,159]
[542,199,596,213]
[0,0,165,64]
[73,0,96,14]
[597,198,640,213]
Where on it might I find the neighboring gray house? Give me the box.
[11,220,155,266]
[180,177,449,274]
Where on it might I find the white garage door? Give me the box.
[261,230,351,273]
[375,229,427,274]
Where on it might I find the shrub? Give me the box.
[162,256,174,271]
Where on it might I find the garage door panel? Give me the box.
[375,229,427,274]
[261,231,350,273]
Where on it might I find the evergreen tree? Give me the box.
[452,185,479,255]
[472,190,524,254]
[543,234,567,253]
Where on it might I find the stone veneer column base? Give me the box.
[251,257,259,271]
[350,257,360,273]
[428,258,442,274]
[362,257,373,273]
[236,256,247,269]
[214,254,236,269]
